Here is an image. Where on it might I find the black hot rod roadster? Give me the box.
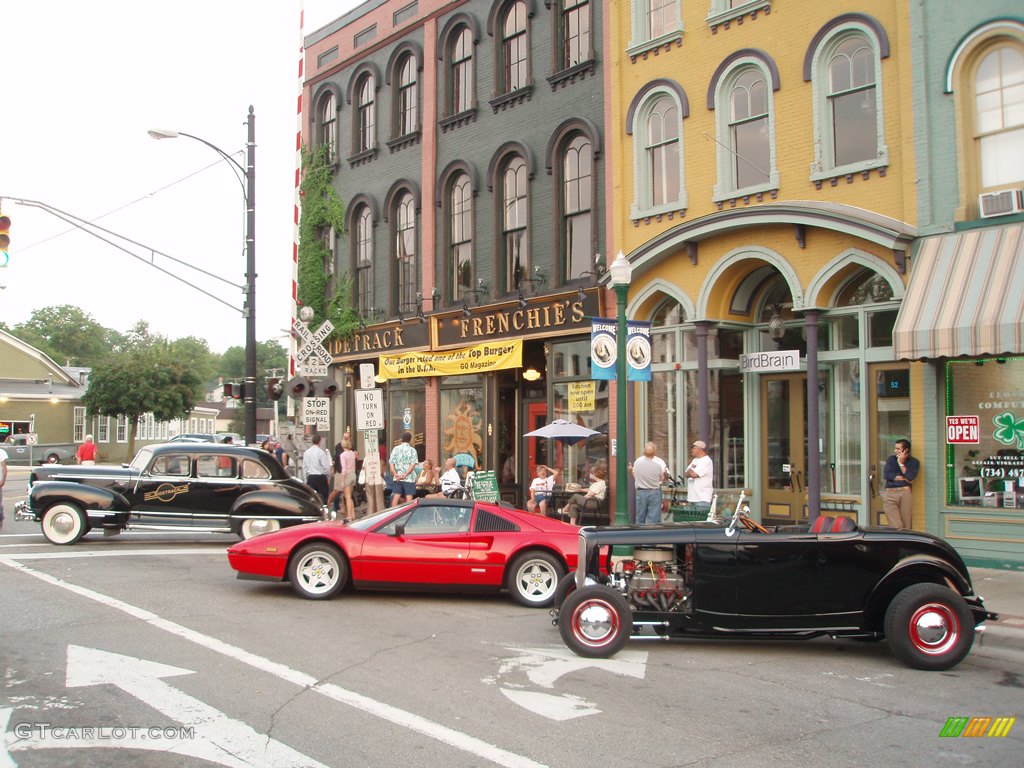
[552,503,998,670]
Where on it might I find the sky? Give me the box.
[0,0,360,354]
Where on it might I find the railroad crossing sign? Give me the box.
[293,318,333,378]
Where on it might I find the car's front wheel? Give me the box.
[507,551,566,607]
[289,542,348,599]
[884,583,975,670]
[240,518,281,540]
[558,585,632,658]
[46,453,61,464]
[41,503,87,545]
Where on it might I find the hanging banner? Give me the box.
[568,381,596,412]
[627,321,653,382]
[590,319,653,382]
[591,319,617,380]
[379,339,523,380]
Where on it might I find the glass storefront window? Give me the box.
[439,376,484,469]
[387,384,427,461]
[869,310,898,347]
[945,358,1024,508]
[828,313,859,351]
[552,339,592,378]
[551,380,609,485]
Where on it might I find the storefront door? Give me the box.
[761,374,807,523]
[525,400,549,480]
[867,364,911,526]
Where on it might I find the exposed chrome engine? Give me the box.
[609,546,692,613]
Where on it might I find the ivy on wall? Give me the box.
[296,145,362,341]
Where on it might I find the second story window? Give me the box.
[450,173,474,299]
[647,95,681,207]
[563,135,593,281]
[396,192,417,310]
[729,69,770,190]
[502,156,529,291]
[975,44,1024,190]
[503,1,529,92]
[356,207,374,314]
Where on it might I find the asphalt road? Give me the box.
[2,467,1022,767]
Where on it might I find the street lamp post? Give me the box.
[149,107,257,445]
[609,252,632,528]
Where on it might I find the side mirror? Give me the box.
[394,523,406,537]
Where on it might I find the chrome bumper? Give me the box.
[14,500,36,522]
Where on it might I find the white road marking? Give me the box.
[490,646,648,721]
[0,549,225,560]
[0,558,549,768]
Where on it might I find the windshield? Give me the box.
[346,502,415,531]
[130,448,154,471]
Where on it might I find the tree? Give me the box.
[169,336,218,389]
[10,305,120,367]
[82,343,204,456]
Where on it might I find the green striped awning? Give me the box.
[893,223,1024,360]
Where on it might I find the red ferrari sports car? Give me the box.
[226,497,585,607]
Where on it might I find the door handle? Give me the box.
[869,471,876,498]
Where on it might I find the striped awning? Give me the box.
[893,223,1024,360]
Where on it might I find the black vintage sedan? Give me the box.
[552,510,999,671]
[14,443,326,545]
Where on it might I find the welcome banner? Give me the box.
[379,339,523,380]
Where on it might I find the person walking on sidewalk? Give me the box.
[883,439,919,529]
[303,435,332,505]
[388,431,419,504]
[76,434,98,465]
[685,440,714,512]
[629,442,668,525]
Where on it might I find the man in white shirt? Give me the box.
[685,440,714,511]
[302,435,332,504]
[629,442,669,525]
[438,458,463,497]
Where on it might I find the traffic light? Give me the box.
[268,378,283,401]
[321,382,339,398]
[286,376,312,398]
[0,214,10,267]
[223,382,242,399]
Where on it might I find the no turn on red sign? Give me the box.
[947,415,980,444]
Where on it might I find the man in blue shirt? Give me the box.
[883,439,919,529]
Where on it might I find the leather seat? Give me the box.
[830,515,857,532]
[810,515,834,534]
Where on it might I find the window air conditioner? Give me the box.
[978,188,1024,218]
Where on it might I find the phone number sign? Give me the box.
[946,415,980,444]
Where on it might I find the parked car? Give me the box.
[216,432,242,444]
[14,443,327,545]
[3,435,77,465]
[551,510,999,670]
[227,498,590,607]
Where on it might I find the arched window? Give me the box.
[502,1,529,93]
[397,54,418,136]
[357,74,376,152]
[974,44,1024,191]
[807,19,889,181]
[561,0,591,69]
[729,69,770,190]
[562,135,593,281]
[355,207,374,313]
[450,173,474,299]
[710,55,780,201]
[628,82,687,219]
[452,27,475,115]
[319,92,336,163]
[395,193,417,310]
[502,157,530,291]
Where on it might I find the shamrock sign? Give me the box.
[992,411,1024,450]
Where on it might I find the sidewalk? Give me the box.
[971,567,1024,658]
